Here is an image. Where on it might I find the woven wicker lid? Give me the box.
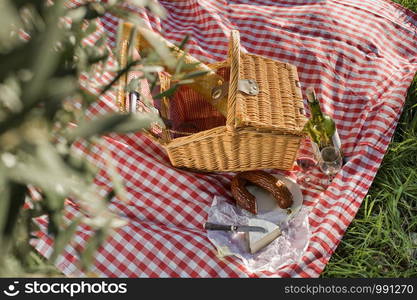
[226,31,307,136]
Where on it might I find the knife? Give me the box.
[203,222,266,233]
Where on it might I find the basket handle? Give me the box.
[116,21,170,144]
[226,30,241,129]
[116,22,134,112]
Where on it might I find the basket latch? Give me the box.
[238,79,259,96]
[211,79,259,101]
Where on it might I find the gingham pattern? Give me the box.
[32,0,417,277]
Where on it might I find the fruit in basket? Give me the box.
[231,170,293,214]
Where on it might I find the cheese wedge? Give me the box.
[247,218,281,254]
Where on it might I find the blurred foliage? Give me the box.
[0,0,194,277]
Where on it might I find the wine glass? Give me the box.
[296,156,317,184]
[318,146,342,185]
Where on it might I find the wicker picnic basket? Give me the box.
[117,24,307,172]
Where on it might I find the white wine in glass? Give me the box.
[319,146,342,184]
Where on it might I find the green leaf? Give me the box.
[0,75,23,113]
[127,77,141,93]
[45,77,78,99]
[61,152,97,178]
[110,112,164,134]
[69,111,163,140]
[105,190,116,203]
[175,53,186,75]
[99,59,140,96]
[89,53,109,68]
[79,228,107,271]
[149,73,159,93]
[0,0,23,53]
[154,84,179,99]
[69,113,131,140]
[101,147,128,204]
[84,4,104,20]
[47,210,61,237]
[147,0,167,18]
[2,181,27,238]
[43,191,65,215]
[79,89,98,105]
[177,35,190,51]
[66,6,87,24]
[21,0,67,107]
[137,27,177,71]
[180,62,202,72]
[50,218,80,263]
[182,70,210,80]
[0,167,10,238]
[177,79,196,85]
[0,41,34,83]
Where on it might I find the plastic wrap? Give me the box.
[206,176,310,273]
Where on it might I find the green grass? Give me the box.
[392,0,417,12]
[322,0,417,277]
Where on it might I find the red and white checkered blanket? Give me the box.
[34,0,417,277]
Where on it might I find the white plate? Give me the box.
[246,174,303,225]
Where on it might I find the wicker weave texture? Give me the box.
[117,23,307,172]
[235,53,305,135]
[165,127,302,171]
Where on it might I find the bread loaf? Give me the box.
[231,170,293,214]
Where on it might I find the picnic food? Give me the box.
[247,218,281,253]
[231,170,294,214]
[303,87,343,159]
[231,172,257,214]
